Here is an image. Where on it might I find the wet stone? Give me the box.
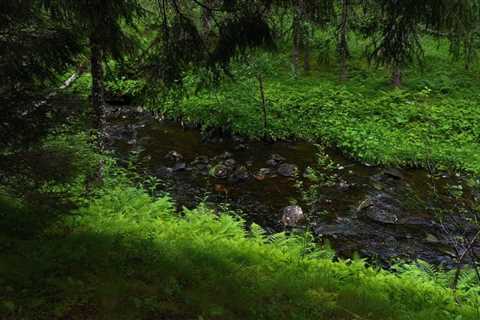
[357,193,402,224]
[165,150,183,161]
[266,159,278,167]
[281,205,305,227]
[218,151,233,160]
[425,233,440,244]
[234,144,248,151]
[398,216,436,228]
[210,164,229,179]
[229,166,250,183]
[384,236,398,248]
[255,168,275,181]
[271,154,286,162]
[384,168,404,180]
[154,166,173,178]
[105,124,136,142]
[277,163,299,177]
[194,163,209,176]
[315,220,361,237]
[201,128,224,144]
[233,135,246,144]
[224,159,236,167]
[337,180,353,191]
[192,155,209,165]
[173,162,187,172]
[367,209,399,224]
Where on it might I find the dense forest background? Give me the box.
[1,1,480,319]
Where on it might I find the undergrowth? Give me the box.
[65,36,480,174]
[1,131,479,320]
[2,184,479,319]
[147,38,480,174]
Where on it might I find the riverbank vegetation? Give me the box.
[2,0,480,319]
[157,40,480,173]
[68,17,480,175]
[1,132,479,319]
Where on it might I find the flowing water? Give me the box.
[106,106,480,267]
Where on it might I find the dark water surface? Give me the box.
[106,106,480,267]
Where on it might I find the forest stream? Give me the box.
[105,105,480,268]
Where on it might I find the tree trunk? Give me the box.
[338,0,350,81]
[292,0,309,74]
[292,14,301,76]
[90,35,106,134]
[89,35,106,184]
[303,48,310,72]
[299,0,309,72]
[202,0,213,36]
[464,38,472,71]
[392,66,402,87]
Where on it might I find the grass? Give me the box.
[1,131,480,320]
[148,37,480,174]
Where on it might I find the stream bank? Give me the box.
[105,105,480,267]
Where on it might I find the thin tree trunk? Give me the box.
[464,38,472,71]
[451,231,480,291]
[257,74,268,140]
[89,35,106,185]
[292,14,301,76]
[392,66,402,87]
[292,0,309,74]
[338,0,350,81]
[90,36,106,134]
[299,0,309,72]
[202,0,213,35]
[303,29,310,72]
[303,47,310,72]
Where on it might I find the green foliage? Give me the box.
[152,39,480,174]
[0,0,82,89]
[296,145,341,212]
[34,130,112,204]
[2,184,479,319]
[0,129,110,240]
[393,260,480,304]
[1,129,479,319]
[67,73,92,96]
[45,0,143,59]
[105,77,145,100]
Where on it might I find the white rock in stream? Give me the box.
[281,206,305,227]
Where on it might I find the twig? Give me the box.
[451,230,480,290]
[257,73,268,140]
